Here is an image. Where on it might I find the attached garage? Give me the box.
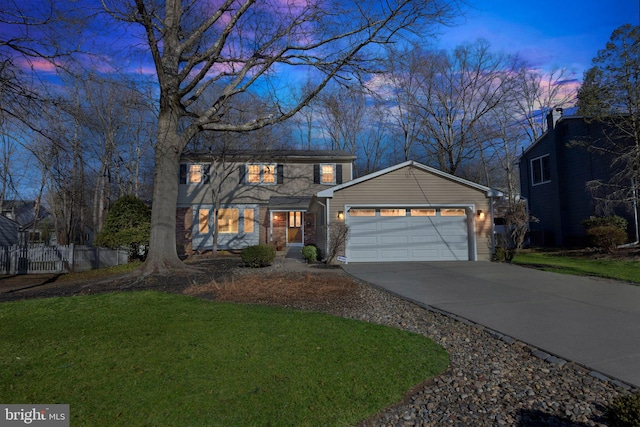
[311,161,502,263]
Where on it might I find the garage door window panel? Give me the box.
[380,209,406,217]
[441,208,466,217]
[349,209,376,217]
[411,209,436,216]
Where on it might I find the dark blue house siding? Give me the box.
[520,114,635,247]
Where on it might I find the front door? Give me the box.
[287,211,303,245]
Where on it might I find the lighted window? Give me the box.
[189,164,202,183]
[198,209,209,233]
[349,209,375,217]
[321,164,335,183]
[263,164,276,183]
[244,209,254,233]
[218,209,239,233]
[289,211,302,227]
[247,165,261,183]
[380,209,406,217]
[441,208,466,217]
[411,209,436,216]
[247,164,276,184]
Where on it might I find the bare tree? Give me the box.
[377,45,426,163]
[514,66,577,145]
[100,0,459,274]
[411,40,520,175]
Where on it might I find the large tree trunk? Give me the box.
[139,116,186,274]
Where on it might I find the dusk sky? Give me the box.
[438,0,639,79]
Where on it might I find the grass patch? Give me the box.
[513,251,640,283]
[0,291,448,426]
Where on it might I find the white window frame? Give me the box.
[320,163,336,184]
[531,154,551,185]
[246,163,277,185]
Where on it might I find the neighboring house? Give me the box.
[0,200,52,244]
[176,149,356,253]
[0,215,19,246]
[518,108,636,247]
[310,160,502,262]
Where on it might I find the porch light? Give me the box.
[477,210,485,220]
[337,211,344,220]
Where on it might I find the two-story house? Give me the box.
[176,149,356,254]
[519,108,637,247]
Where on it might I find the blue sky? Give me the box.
[436,0,639,78]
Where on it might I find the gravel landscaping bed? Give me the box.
[2,256,638,426]
[260,258,638,427]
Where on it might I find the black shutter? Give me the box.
[277,164,284,184]
[336,164,343,184]
[179,164,187,184]
[239,164,246,184]
[313,164,320,184]
[203,164,210,184]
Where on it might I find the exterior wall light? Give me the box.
[337,211,344,220]
[477,210,485,220]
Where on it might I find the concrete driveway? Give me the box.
[343,261,640,388]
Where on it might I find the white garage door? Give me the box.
[345,207,469,262]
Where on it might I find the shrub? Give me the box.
[606,392,640,427]
[241,244,276,268]
[302,245,318,263]
[586,225,628,252]
[583,215,628,231]
[95,195,151,260]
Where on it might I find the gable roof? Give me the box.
[316,160,503,198]
[1,200,50,228]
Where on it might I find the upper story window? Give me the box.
[531,154,551,185]
[247,163,277,184]
[180,163,209,184]
[321,164,335,184]
[314,163,342,185]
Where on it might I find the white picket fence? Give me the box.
[0,244,129,275]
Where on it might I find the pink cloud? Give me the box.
[15,57,57,73]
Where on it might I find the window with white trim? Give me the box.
[180,163,209,184]
[218,209,239,233]
[247,163,276,184]
[321,164,335,184]
[531,154,551,185]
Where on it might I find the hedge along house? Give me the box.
[176,149,356,254]
[310,160,503,262]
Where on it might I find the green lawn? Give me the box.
[0,291,448,426]
[513,251,640,284]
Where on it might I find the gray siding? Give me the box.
[178,161,353,207]
[521,117,634,246]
